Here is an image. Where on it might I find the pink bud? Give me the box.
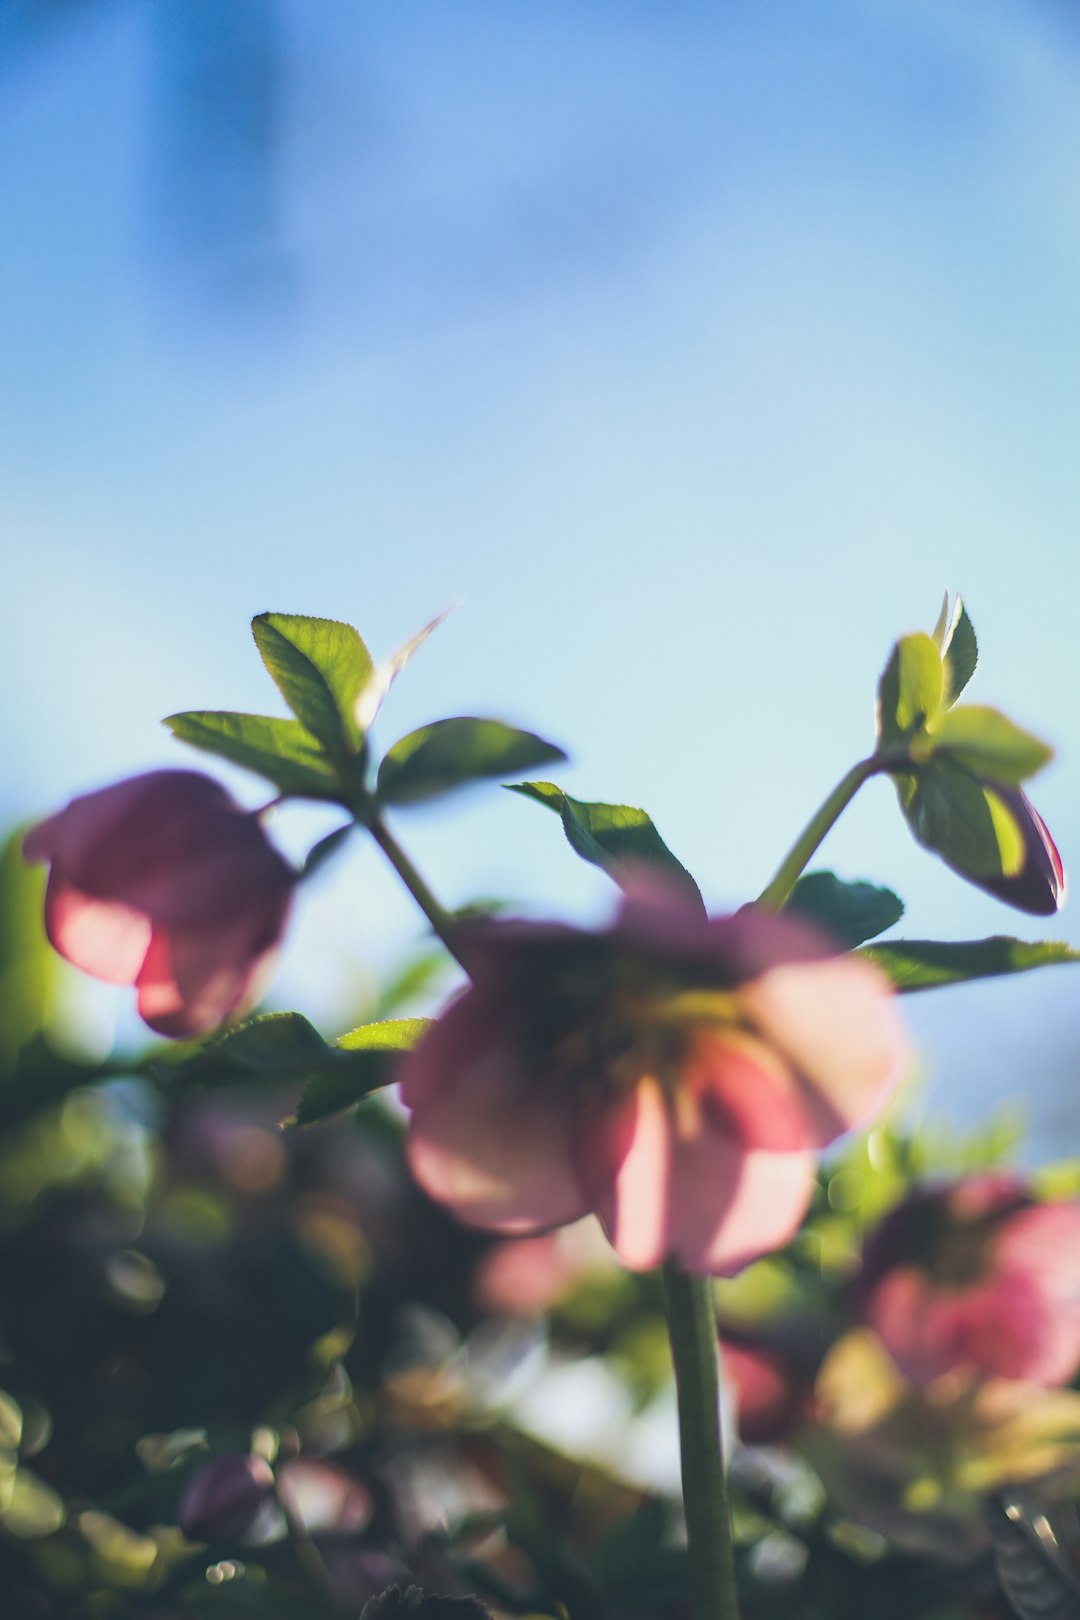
[24,770,295,1037]
[178,1452,275,1543]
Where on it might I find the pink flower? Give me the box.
[24,770,296,1037]
[968,787,1065,916]
[400,892,908,1276]
[720,1340,810,1445]
[858,1175,1080,1386]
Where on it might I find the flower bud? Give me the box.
[178,1452,275,1544]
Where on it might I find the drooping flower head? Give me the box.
[401,890,908,1276]
[24,770,296,1037]
[857,1174,1080,1386]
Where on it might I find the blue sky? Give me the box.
[4,0,1080,1151]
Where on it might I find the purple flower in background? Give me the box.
[858,1175,1080,1386]
[25,770,295,1036]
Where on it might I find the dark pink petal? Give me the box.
[32,773,233,900]
[398,982,509,1111]
[43,877,152,985]
[664,1132,815,1276]
[135,931,190,1036]
[967,788,1066,916]
[22,812,64,863]
[615,888,836,983]
[739,957,908,1146]
[588,1075,815,1275]
[721,1343,808,1445]
[863,1268,960,1385]
[135,905,289,1038]
[406,1049,590,1234]
[683,1029,809,1151]
[587,1076,673,1270]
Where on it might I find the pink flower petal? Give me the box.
[406,1048,590,1234]
[135,915,285,1038]
[666,1134,816,1276]
[589,1074,815,1275]
[684,1029,809,1151]
[135,931,190,1036]
[588,1076,673,1271]
[44,878,152,985]
[739,957,908,1146]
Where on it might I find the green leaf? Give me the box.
[0,830,54,1075]
[292,1018,430,1125]
[929,705,1053,786]
[941,598,978,704]
[861,936,1080,992]
[786,872,904,950]
[377,718,566,805]
[509,781,704,909]
[164,710,342,799]
[877,632,945,750]
[302,824,354,878]
[251,613,373,756]
[0,1469,65,1539]
[900,759,1025,881]
[160,1012,428,1124]
[164,1012,334,1091]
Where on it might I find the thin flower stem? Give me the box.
[756,755,886,910]
[274,1475,347,1617]
[368,813,468,969]
[663,1262,739,1620]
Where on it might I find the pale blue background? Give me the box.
[4,0,1080,1152]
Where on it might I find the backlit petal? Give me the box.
[407,1048,589,1234]
[739,957,908,1145]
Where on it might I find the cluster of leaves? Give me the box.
[6,594,1080,1620]
[165,611,566,820]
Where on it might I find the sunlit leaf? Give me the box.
[877,632,944,750]
[930,705,1053,786]
[0,1391,21,1453]
[0,831,54,1074]
[786,872,904,950]
[0,1468,65,1538]
[252,613,373,755]
[160,1012,427,1123]
[292,1018,431,1125]
[861,936,1080,992]
[898,759,1024,881]
[940,597,978,705]
[509,781,703,909]
[164,710,341,798]
[378,718,566,805]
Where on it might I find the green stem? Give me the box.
[368,813,467,969]
[663,1263,738,1620]
[274,1475,346,1617]
[756,755,884,911]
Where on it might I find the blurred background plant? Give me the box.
[4,819,1080,1620]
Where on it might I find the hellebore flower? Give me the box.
[857,1175,1080,1386]
[24,770,296,1037]
[400,891,908,1276]
[962,786,1065,916]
